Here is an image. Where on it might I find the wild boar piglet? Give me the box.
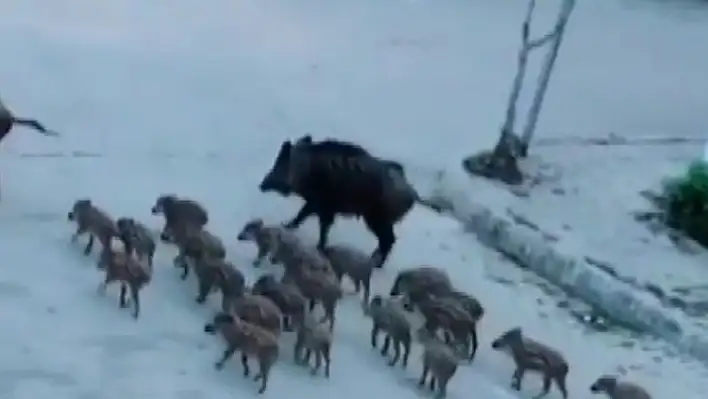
[293,313,333,378]
[417,332,459,399]
[237,218,302,268]
[204,312,279,394]
[590,375,652,399]
[491,327,569,399]
[229,293,284,337]
[389,266,452,307]
[322,244,375,303]
[68,198,119,268]
[116,217,156,266]
[363,294,412,368]
[98,237,153,319]
[169,224,226,280]
[252,274,306,331]
[151,194,208,242]
[195,257,245,307]
[409,293,475,361]
[286,267,342,331]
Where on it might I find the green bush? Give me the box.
[663,160,708,247]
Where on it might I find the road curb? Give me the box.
[420,168,708,364]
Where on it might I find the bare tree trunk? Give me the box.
[463,0,575,186]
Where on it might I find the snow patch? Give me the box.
[417,164,708,364]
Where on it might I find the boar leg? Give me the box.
[240,353,250,377]
[417,364,430,388]
[554,373,569,399]
[361,277,371,304]
[284,202,316,230]
[130,284,141,319]
[532,374,552,399]
[468,327,478,362]
[388,337,401,367]
[83,235,95,255]
[370,325,380,348]
[402,338,411,367]
[173,252,189,280]
[314,211,335,250]
[364,217,395,268]
[119,284,129,308]
[311,350,322,375]
[215,346,237,370]
[293,332,304,364]
[195,276,213,304]
[437,378,449,399]
[256,361,270,394]
[428,376,436,391]
[511,367,525,391]
[282,315,292,332]
[322,346,331,378]
[380,335,391,357]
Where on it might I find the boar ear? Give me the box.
[296,134,313,146]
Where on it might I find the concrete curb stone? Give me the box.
[421,168,708,364]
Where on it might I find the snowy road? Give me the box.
[1,0,708,398]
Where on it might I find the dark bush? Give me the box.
[662,161,708,247]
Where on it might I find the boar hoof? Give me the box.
[214,361,224,370]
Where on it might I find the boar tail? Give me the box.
[12,117,60,136]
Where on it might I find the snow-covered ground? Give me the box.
[2,0,708,398]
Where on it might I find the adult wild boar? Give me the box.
[258,135,417,268]
[0,98,60,142]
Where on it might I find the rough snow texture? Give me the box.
[423,163,708,364]
[497,144,708,319]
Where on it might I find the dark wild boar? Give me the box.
[0,98,60,142]
[590,375,652,399]
[98,238,153,319]
[68,198,119,268]
[491,327,569,399]
[150,194,208,242]
[204,312,279,394]
[363,295,412,368]
[258,135,418,268]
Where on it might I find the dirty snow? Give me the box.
[1,0,708,398]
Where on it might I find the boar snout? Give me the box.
[491,338,503,349]
[67,212,74,221]
[204,323,218,334]
[258,173,291,195]
[150,206,160,215]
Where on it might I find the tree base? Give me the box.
[462,143,524,185]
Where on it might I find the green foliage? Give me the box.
[663,161,708,247]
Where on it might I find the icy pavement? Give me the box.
[2,0,708,397]
[2,154,707,399]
